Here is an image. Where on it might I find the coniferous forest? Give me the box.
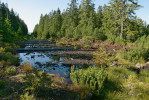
[0,2,28,43]
[32,0,149,42]
[0,0,149,100]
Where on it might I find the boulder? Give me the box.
[146,62,149,67]
[135,63,144,69]
[144,62,149,70]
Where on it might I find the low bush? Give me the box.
[93,47,109,66]
[82,36,94,45]
[82,44,91,49]
[114,37,127,45]
[120,46,148,64]
[0,48,20,66]
[135,35,149,48]
[20,92,35,100]
[70,66,107,91]
[120,35,149,64]
[23,70,52,96]
[57,41,67,46]
[5,67,16,75]
[139,70,149,83]
[0,80,6,89]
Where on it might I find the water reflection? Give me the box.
[18,52,94,82]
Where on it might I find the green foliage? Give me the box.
[119,35,149,63]
[0,90,8,97]
[23,70,52,95]
[93,47,109,66]
[72,42,81,49]
[135,35,149,48]
[139,70,149,83]
[97,67,149,99]
[0,49,20,66]
[70,66,107,91]
[120,45,149,63]
[0,80,6,89]
[20,92,35,100]
[5,67,16,75]
[114,37,127,45]
[82,36,93,45]
[32,0,149,44]
[0,45,20,66]
[0,2,28,43]
[0,47,5,52]
[57,40,67,46]
[82,44,91,49]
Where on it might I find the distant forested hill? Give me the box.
[0,2,28,42]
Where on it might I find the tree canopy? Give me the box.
[0,2,28,43]
[32,0,148,42]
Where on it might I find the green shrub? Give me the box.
[70,66,107,91]
[72,42,81,49]
[0,47,5,53]
[114,37,127,45]
[120,46,148,63]
[23,70,52,95]
[140,70,149,77]
[139,70,149,83]
[0,50,20,66]
[106,91,124,100]
[82,36,94,45]
[20,92,35,100]
[93,47,109,66]
[135,35,149,48]
[107,67,136,81]
[118,35,149,64]
[82,44,91,49]
[0,80,6,89]
[5,67,16,75]
[57,41,67,45]
[0,90,8,97]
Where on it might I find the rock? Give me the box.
[146,62,149,67]
[144,62,149,70]
[53,68,55,70]
[35,62,42,66]
[31,55,35,59]
[135,63,144,69]
[25,52,30,55]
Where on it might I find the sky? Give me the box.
[1,0,149,32]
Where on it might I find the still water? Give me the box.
[18,51,95,82]
[18,52,72,80]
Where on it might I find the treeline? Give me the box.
[32,0,149,42]
[0,2,28,43]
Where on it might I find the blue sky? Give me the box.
[1,0,149,32]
